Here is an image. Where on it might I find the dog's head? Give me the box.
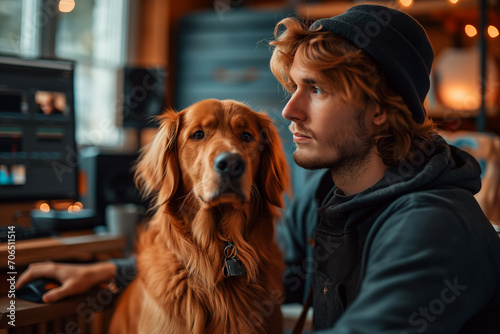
[135,99,290,217]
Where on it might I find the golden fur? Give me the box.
[109,99,290,333]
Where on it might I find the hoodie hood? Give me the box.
[324,135,482,217]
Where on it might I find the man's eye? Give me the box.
[242,132,253,142]
[313,86,323,95]
[192,130,205,140]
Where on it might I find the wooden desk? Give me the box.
[0,288,117,333]
[0,234,126,333]
[0,234,126,267]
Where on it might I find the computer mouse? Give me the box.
[16,278,61,303]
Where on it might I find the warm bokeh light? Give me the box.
[449,0,459,4]
[59,0,75,13]
[74,201,83,209]
[465,24,478,37]
[440,86,481,110]
[433,47,499,116]
[68,204,82,213]
[399,0,413,7]
[488,25,499,38]
[40,203,51,212]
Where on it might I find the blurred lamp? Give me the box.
[399,0,413,7]
[59,0,75,13]
[432,47,499,116]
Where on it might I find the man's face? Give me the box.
[282,60,375,172]
[40,99,56,114]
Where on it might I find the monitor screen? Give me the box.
[0,56,78,201]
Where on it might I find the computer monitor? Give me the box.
[0,56,78,202]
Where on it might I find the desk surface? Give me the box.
[0,234,125,267]
[0,234,125,331]
[0,287,117,329]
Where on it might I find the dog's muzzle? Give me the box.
[214,152,245,179]
[211,152,247,202]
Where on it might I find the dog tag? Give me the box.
[223,258,247,277]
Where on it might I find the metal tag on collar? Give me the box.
[222,242,247,277]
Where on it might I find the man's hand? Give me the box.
[16,261,117,303]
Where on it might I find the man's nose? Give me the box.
[282,92,305,122]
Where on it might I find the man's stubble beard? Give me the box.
[292,110,375,175]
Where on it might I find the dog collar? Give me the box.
[222,241,247,277]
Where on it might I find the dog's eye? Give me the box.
[192,130,205,140]
[241,132,253,142]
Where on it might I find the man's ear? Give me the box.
[372,107,387,126]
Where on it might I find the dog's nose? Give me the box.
[214,152,245,179]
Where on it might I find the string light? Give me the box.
[465,24,478,37]
[464,25,499,38]
[488,25,499,38]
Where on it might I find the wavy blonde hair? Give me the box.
[270,16,436,166]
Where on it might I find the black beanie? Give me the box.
[310,4,434,124]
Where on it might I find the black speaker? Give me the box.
[120,67,167,128]
[78,147,145,225]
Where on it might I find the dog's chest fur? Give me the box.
[136,229,284,333]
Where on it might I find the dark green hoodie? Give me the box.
[278,135,500,333]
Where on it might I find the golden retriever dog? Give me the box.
[109,99,290,333]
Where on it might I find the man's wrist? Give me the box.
[90,261,117,286]
[107,257,138,292]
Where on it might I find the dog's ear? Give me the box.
[257,113,291,209]
[134,109,181,205]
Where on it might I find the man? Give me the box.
[271,4,500,333]
[17,4,500,333]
